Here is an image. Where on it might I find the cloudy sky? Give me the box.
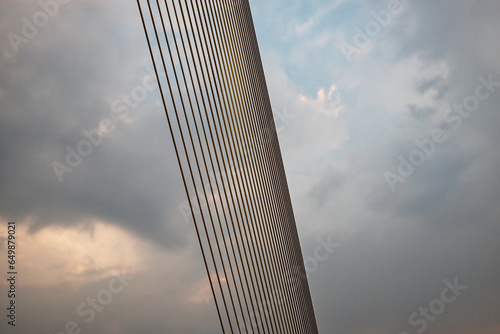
[1,0,500,333]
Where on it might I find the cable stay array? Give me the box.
[136,1,319,332]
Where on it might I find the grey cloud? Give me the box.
[414,76,449,100]
[0,0,191,248]
[408,104,437,119]
[308,169,346,208]
[255,0,500,333]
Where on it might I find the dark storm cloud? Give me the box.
[0,0,190,248]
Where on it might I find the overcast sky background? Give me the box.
[1,0,499,333]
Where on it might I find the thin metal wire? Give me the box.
[179,3,259,330]
[168,0,251,330]
[239,2,316,328]
[209,2,291,332]
[195,1,270,331]
[139,0,235,331]
[187,1,265,331]
[229,2,310,330]
[135,1,227,331]
[240,1,319,330]
[203,2,281,332]
[156,1,242,330]
[221,2,303,332]
[222,1,314,332]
